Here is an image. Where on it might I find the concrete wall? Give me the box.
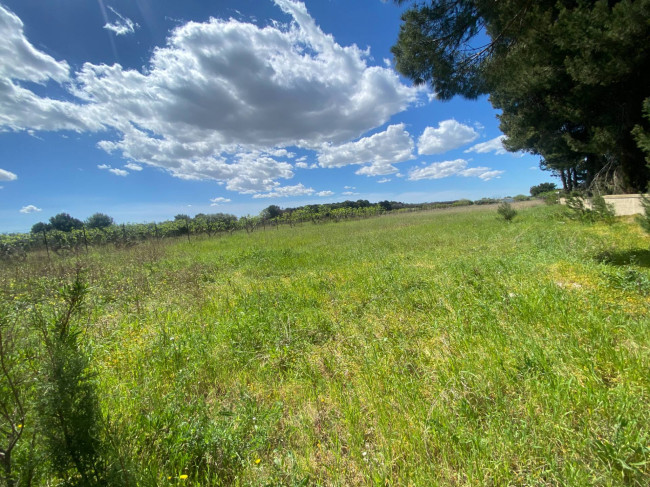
[560,194,648,216]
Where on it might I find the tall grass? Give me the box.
[1,203,649,485]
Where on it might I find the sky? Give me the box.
[0,0,553,233]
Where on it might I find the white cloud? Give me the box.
[124,162,143,171]
[295,161,309,169]
[408,159,467,180]
[408,159,503,181]
[529,166,538,170]
[76,0,421,191]
[344,186,355,189]
[475,170,503,180]
[464,135,508,155]
[317,190,334,196]
[0,6,102,134]
[458,166,504,180]
[0,1,424,195]
[210,196,231,204]
[98,164,128,176]
[0,168,17,181]
[104,7,139,36]
[319,124,414,176]
[19,204,41,213]
[252,183,314,198]
[377,178,391,183]
[417,120,478,155]
[342,191,359,196]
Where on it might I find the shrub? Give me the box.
[497,201,517,222]
[566,192,615,223]
[636,192,650,235]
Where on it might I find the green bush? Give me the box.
[637,192,650,235]
[565,192,615,223]
[497,201,517,222]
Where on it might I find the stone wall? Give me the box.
[560,194,647,216]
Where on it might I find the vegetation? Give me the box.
[392,0,650,192]
[496,201,517,222]
[530,183,557,197]
[1,203,649,485]
[1,198,518,258]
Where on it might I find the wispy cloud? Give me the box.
[465,135,508,156]
[0,168,18,181]
[97,164,128,176]
[103,6,139,36]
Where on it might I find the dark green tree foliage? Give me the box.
[632,98,650,164]
[392,0,650,192]
[261,205,283,220]
[530,182,557,197]
[49,214,83,233]
[36,277,108,485]
[31,222,51,234]
[85,213,114,229]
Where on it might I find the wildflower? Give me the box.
[179,474,188,479]
[255,458,261,464]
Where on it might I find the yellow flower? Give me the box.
[179,474,188,480]
[17,424,23,429]
[255,459,261,464]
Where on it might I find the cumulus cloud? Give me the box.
[76,0,421,190]
[317,190,334,196]
[408,159,503,181]
[124,162,142,171]
[0,168,17,181]
[19,204,41,213]
[417,120,478,155]
[252,183,314,198]
[103,7,139,36]
[318,124,414,176]
[464,135,508,155]
[0,1,424,195]
[377,178,391,183]
[0,6,103,133]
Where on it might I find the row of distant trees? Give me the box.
[31,212,114,234]
[0,194,540,259]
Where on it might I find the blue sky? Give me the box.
[0,0,553,233]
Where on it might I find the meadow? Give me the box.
[1,202,649,486]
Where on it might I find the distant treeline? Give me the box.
[1,196,530,259]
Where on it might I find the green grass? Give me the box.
[2,203,650,485]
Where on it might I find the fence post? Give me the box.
[82,225,89,253]
[42,229,50,260]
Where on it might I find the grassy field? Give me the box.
[2,203,650,486]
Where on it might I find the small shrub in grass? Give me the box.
[539,190,559,205]
[591,194,616,223]
[497,201,517,222]
[566,192,615,223]
[636,192,650,236]
[35,274,129,485]
[513,194,530,202]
